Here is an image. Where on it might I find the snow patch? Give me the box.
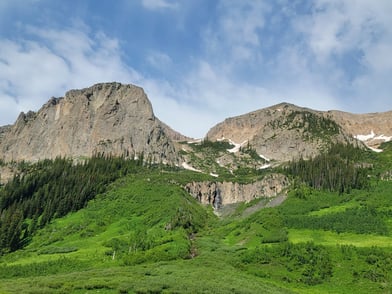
[188,139,202,144]
[355,131,392,143]
[368,146,383,153]
[354,131,392,153]
[216,159,224,167]
[374,134,392,142]
[258,164,271,170]
[354,131,375,141]
[210,172,219,177]
[227,139,248,153]
[181,162,202,173]
[259,154,270,162]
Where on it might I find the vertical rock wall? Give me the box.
[185,173,289,208]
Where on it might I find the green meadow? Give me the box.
[0,143,392,293]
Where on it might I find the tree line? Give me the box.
[0,155,145,255]
[285,206,388,235]
[284,143,371,194]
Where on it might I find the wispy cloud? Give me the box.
[0,25,139,124]
[0,0,391,138]
[204,0,269,64]
[141,0,177,10]
[146,51,173,70]
[292,0,392,111]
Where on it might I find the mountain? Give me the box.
[327,110,392,150]
[206,102,392,162]
[0,83,181,164]
[1,83,391,168]
[206,103,359,162]
[1,85,392,293]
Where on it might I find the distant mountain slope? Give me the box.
[327,110,392,149]
[0,83,182,164]
[206,103,361,162]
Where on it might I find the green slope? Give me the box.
[0,170,291,294]
[0,142,392,293]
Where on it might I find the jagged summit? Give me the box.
[0,82,182,163]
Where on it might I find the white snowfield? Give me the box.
[354,130,392,153]
[354,131,392,143]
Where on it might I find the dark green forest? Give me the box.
[284,143,371,193]
[0,156,146,254]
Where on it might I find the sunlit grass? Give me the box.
[308,202,358,216]
[288,229,392,247]
[1,164,392,293]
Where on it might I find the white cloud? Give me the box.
[294,1,392,64]
[292,0,392,112]
[204,0,268,63]
[0,95,19,127]
[146,51,172,70]
[141,0,177,10]
[144,60,277,138]
[0,25,140,126]
[1,0,391,139]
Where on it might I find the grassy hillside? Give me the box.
[0,143,391,293]
[0,170,290,293]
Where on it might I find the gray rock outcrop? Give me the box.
[0,83,181,164]
[206,103,363,162]
[185,173,290,208]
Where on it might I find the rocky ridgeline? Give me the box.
[206,103,392,162]
[327,110,392,148]
[0,83,181,164]
[185,173,289,208]
[1,82,391,191]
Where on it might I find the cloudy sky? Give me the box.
[1,0,391,138]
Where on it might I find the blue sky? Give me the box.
[1,0,391,138]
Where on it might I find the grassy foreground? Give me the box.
[0,168,391,293]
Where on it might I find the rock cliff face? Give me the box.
[206,103,359,162]
[327,110,392,149]
[0,83,180,164]
[185,173,289,208]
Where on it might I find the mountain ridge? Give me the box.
[1,82,391,166]
[207,102,392,161]
[0,82,182,164]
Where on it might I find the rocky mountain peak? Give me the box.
[0,82,180,164]
[1,83,391,172]
[206,103,362,162]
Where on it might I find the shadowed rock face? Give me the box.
[0,83,181,164]
[185,173,290,208]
